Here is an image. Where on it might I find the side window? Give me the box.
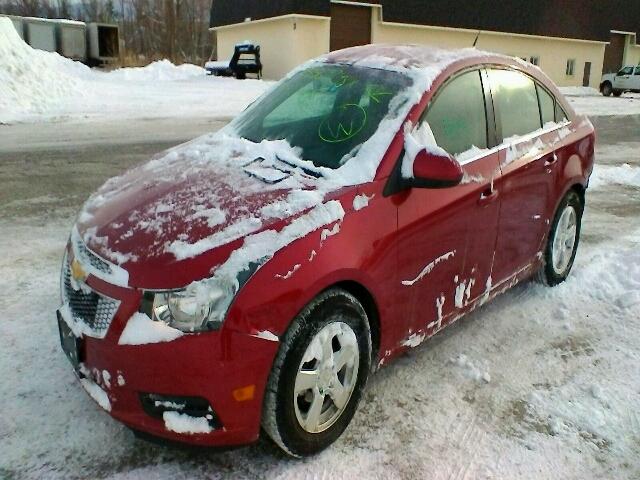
[619,66,633,75]
[536,84,555,125]
[634,67,640,76]
[489,69,541,139]
[555,102,568,123]
[422,70,488,156]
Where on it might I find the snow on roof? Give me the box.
[322,44,503,76]
[51,19,86,27]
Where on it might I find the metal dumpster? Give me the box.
[24,17,56,52]
[87,22,120,65]
[54,20,87,61]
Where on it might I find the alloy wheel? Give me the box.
[293,321,360,434]
[552,205,578,274]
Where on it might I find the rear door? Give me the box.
[393,69,500,337]
[488,68,562,284]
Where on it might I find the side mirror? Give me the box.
[401,133,463,189]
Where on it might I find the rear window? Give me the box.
[489,69,542,139]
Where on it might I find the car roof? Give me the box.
[322,44,508,74]
[320,43,573,116]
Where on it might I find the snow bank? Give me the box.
[118,312,184,345]
[0,18,269,124]
[589,163,640,189]
[0,17,89,121]
[105,59,205,82]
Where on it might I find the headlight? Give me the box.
[143,259,265,333]
[147,276,237,332]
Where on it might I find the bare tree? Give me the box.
[1,0,213,65]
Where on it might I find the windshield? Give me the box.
[231,64,412,169]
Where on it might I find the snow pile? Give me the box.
[0,17,89,121]
[589,163,640,189]
[118,312,184,345]
[449,353,491,383]
[105,59,205,82]
[163,411,213,434]
[0,17,270,124]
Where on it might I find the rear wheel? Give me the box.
[601,82,612,96]
[536,190,583,286]
[262,289,371,457]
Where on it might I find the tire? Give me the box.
[613,89,623,97]
[536,190,584,286]
[601,82,612,97]
[262,288,372,457]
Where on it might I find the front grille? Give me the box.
[62,257,119,338]
[74,237,112,275]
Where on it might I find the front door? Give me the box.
[614,66,635,90]
[394,69,500,339]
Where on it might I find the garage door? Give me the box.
[330,3,372,51]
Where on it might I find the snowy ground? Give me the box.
[560,86,640,117]
[1,110,639,478]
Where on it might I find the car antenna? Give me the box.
[472,30,481,48]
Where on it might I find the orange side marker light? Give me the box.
[232,385,255,402]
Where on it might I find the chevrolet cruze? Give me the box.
[56,44,594,457]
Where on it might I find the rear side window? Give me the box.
[423,70,488,155]
[555,102,568,123]
[489,69,541,140]
[537,85,555,125]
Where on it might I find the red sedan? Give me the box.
[56,44,594,457]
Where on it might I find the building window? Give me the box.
[529,56,540,66]
[566,59,576,76]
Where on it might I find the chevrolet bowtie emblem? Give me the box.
[70,259,87,283]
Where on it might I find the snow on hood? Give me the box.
[77,134,328,264]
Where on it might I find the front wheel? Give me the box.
[537,190,584,286]
[601,82,612,96]
[262,289,371,457]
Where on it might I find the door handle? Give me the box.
[478,188,499,206]
[544,152,558,166]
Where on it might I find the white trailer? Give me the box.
[86,22,120,65]
[0,14,24,39]
[54,19,87,61]
[24,17,56,52]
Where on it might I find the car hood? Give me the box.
[76,133,340,289]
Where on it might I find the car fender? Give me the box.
[223,190,398,354]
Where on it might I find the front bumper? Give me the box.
[58,252,280,447]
